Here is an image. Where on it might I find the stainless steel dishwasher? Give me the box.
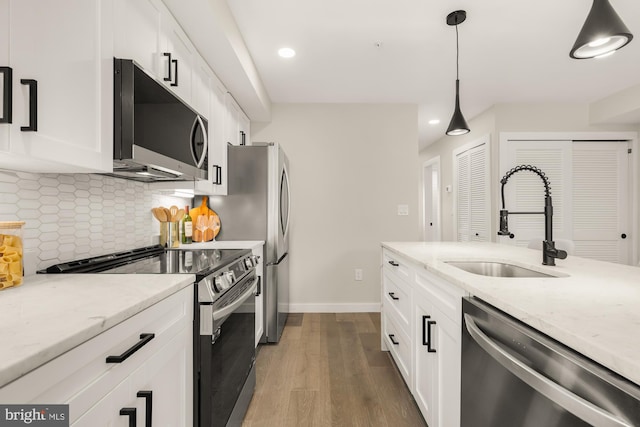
[461,297,640,427]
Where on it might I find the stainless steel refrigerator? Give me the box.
[207,142,290,343]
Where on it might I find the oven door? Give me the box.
[198,274,257,427]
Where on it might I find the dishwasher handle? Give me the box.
[464,314,633,427]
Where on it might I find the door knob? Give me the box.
[621,233,627,239]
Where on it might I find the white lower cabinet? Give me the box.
[381,248,464,427]
[0,286,193,426]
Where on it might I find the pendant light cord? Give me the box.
[455,23,459,80]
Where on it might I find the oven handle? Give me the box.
[464,314,633,427]
[212,277,258,322]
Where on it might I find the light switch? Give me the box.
[397,204,409,216]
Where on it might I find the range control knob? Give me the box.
[250,255,260,265]
[213,275,226,292]
[224,271,235,286]
[244,258,253,269]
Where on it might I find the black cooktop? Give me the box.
[39,245,249,278]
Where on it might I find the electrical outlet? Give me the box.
[397,204,409,216]
[355,268,363,281]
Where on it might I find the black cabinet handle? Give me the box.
[213,164,222,185]
[240,130,246,145]
[171,59,178,87]
[388,334,399,345]
[255,276,261,296]
[621,233,627,239]
[120,408,136,427]
[163,52,172,82]
[388,292,399,301]
[106,333,155,363]
[0,67,12,124]
[20,79,37,132]
[137,391,152,427]
[425,318,436,353]
[388,260,399,267]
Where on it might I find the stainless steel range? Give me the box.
[41,245,260,427]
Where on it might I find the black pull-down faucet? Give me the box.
[498,165,567,266]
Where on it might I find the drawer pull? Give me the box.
[106,333,155,363]
[422,315,437,353]
[163,52,172,82]
[120,408,136,427]
[0,67,12,124]
[388,260,399,267]
[20,79,37,132]
[137,391,153,427]
[388,334,399,345]
[388,292,399,301]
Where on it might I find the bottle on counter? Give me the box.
[182,206,193,244]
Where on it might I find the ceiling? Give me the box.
[226,0,640,150]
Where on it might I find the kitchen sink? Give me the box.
[445,261,558,278]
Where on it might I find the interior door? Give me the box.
[502,138,631,264]
[572,141,630,263]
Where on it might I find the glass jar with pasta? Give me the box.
[0,221,25,290]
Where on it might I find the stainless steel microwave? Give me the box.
[110,58,208,182]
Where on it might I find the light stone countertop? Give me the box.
[382,241,640,387]
[176,240,264,250]
[0,273,195,388]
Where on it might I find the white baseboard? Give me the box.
[288,302,381,313]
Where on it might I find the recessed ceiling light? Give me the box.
[278,47,296,58]
[428,119,441,125]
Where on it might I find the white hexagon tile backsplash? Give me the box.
[0,170,190,274]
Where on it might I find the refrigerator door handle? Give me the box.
[266,252,288,267]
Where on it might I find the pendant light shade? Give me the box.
[570,0,633,59]
[446,10,470,136]
[447,79,470,136]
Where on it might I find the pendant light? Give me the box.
[446,10,470,136]
[570,0,633,59]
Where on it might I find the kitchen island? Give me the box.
[382,241,640,386]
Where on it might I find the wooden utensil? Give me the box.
[154,207,167,222]
[170,205,178,221]
[163,207,172,222]
[151,208,163,222]
[174,209,185,222]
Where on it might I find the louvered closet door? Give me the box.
[572,141,629,263]
[456,153,471,241]
[455,142,489,242]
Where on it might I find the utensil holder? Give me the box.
[159,222,179,248]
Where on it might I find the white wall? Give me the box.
[252,103,420,312]
[419,102,639,261]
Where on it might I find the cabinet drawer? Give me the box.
[383,269,411,329]
[384,313,412,387]
[0,286,193,422]
[414,268,465,325]
[382,249,414,284]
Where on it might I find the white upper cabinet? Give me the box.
[0,0,9,152]
[192,56,213,119]
[0,0,113,173]
[113,0,163,77]
[160,16,195,104]
[114,0,195,105]
[225,93,250,146]
[193,70,229,195]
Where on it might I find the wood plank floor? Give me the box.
[242,313,427,427]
